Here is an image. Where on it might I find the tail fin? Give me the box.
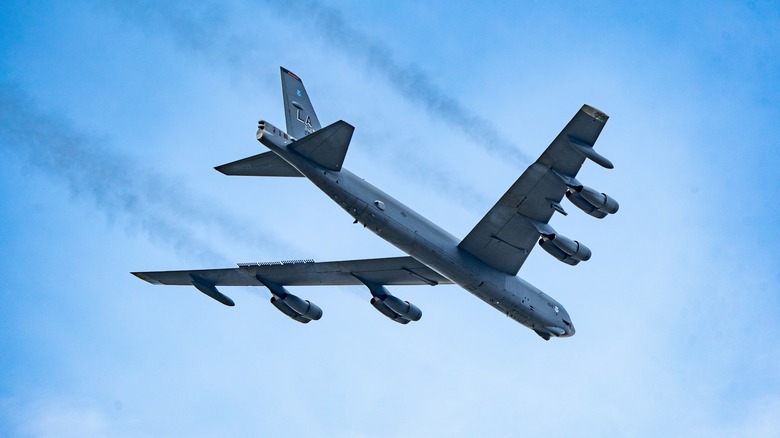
[281,67,321,139]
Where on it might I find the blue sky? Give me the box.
[1,1,779,436]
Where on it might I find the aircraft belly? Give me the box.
[402,234,482,291]
[292,157,559,332]
[375,219,414,247]
[349,198,369,218]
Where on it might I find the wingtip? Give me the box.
[581,104,609,122]
[131,272,162,285]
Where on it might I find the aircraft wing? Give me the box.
[133,256,453,287]
[458,105,610,275]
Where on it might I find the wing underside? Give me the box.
[133,256,453,288]
[458,105,610,275]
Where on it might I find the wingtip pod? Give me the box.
[568,136,614,169]
[189,274,235,306]
[570,105,613,169]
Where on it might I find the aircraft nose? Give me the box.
[562,319,575,336]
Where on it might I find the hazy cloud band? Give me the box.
[0,86,286,264]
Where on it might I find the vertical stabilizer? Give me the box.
[281,67,322,139]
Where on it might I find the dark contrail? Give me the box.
[0,86,288,265]
[104,0,502,207]
[275,0,531,165]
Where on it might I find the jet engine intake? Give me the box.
[539,234,591,265]
[565,186,619,219]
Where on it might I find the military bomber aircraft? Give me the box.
[133,67,618,340]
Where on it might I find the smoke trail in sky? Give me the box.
[0,86,286,264]
[104,1,503,207]
[276,0,532,165]
[109,0,526,165]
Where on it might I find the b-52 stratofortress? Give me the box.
[133,67,618,340]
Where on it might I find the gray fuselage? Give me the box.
[260,124,574,338]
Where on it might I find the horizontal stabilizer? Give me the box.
[215,151,303,177]
[288,120,354,172]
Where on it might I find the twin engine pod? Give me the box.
[537,169,619,265]
[551,168,619,219]
[269,293,323,324]
[538,233,592,266]
[524,213,593,267]
[369,294,422,325]
[257,276,323,324]
[255,274,419,325]
[353,275,422,324]
[566,185,619,219]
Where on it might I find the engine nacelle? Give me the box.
[270,296,312,324]
[539,234,591,265]
[353,275,422,323]
[566,186,619,219]
[258,276,323,322]
[381,294,423,321]
[579,186,619,214]
[370,297,410,324]
[277,293,323,321]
